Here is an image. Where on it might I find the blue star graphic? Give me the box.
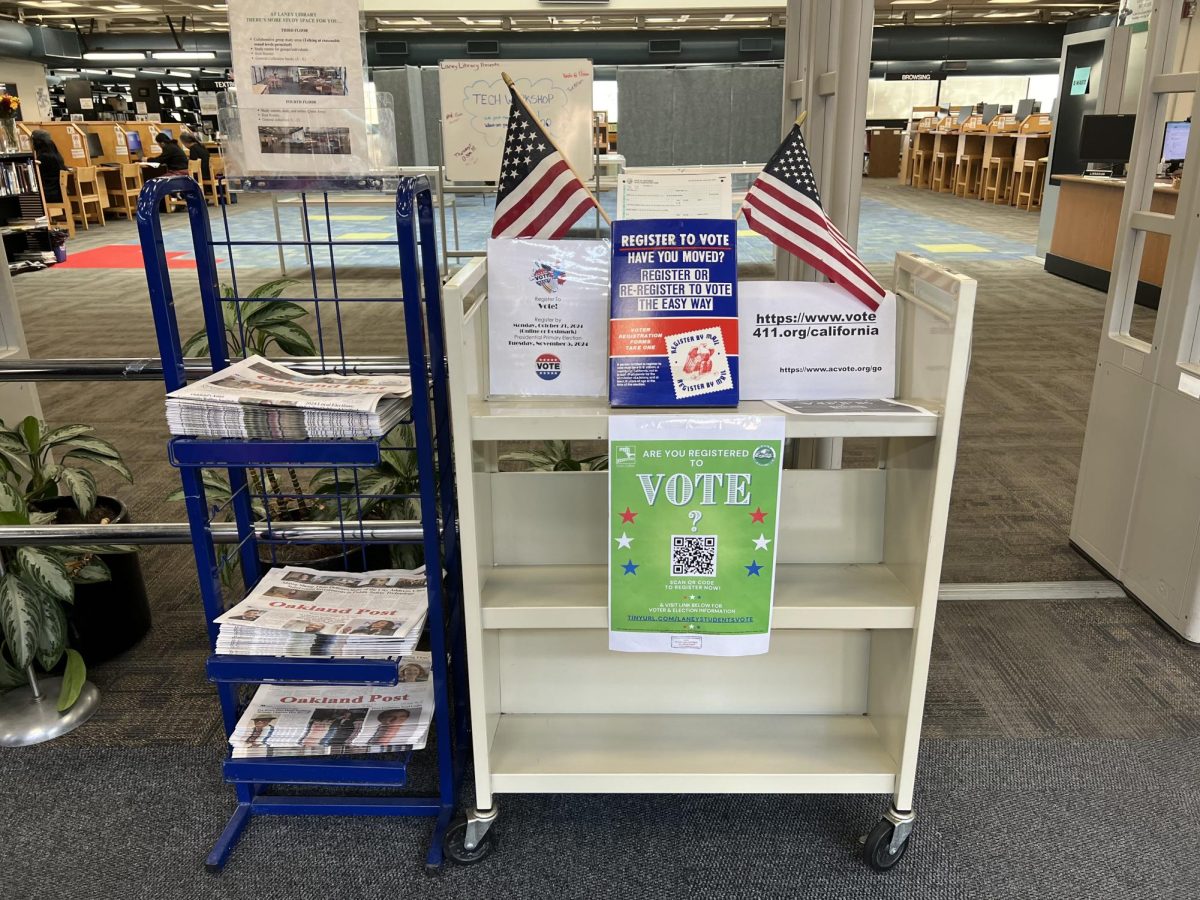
[745,560,763,576]
[622,559,639,575]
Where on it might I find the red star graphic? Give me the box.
[619,507,638,524]
[749,507,767,523]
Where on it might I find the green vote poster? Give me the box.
[608,415,785,655]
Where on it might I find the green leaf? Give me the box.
[17,547,73,603]
[35,591,66,671]
[0,509,29,526]
[19,416,41,455]
[0,479,23,512]
[244,300,308,327]
[72,560,111,584]
[57,649,85,712]
[181,329,209,358]
[0,642,27,689]
[64,450,134,483]
[0,429,25,455]
[60,436,121,460]
[246,277,298,299]
[28,510,56,525]
[59,466,97,518]
[259,321,317,356]
[42,424,94,447]
[0,574,42,669]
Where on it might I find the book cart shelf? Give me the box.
[136,175,469,872]
[441,252,975,869]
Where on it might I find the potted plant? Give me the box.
[0,417,138,710]
[309,426,423,569]
[501,440,608,472]
[0,92,19,152]
[181,278,316,357]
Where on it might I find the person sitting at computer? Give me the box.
[30,130,65,203]
[179,131,211,181]
[146,132,190,176]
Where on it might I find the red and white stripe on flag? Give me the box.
[743,172,885,311]
[492,154,597,239]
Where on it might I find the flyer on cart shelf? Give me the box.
[609,219,739,408]
[487,237,610,397]
[608,414,784,656]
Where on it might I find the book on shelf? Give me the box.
[164,355,412,439]
[229,652,435,758]
[214,565,429,658]
[0,157,40,196]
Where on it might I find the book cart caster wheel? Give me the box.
[863,817,911,871]
[443,816,497,865]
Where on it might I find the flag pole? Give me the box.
[501,71,612,227]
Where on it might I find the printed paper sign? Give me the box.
[617,171,733,220]
[609,415,784,656]
[487,237,609,397]
[609,219,739,407]
[229,0,368,175]
[738,281,896,401]
[1070,66,1092,96]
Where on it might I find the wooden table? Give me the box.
[1046,174,1178,307]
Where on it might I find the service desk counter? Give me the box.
[1045,174,1177,308]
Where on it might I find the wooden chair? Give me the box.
[954,154,983,198]
[164,159,204,212]
[108,163,143,220]
[202,154,225,206]
[982,156,1014,205]
[910,148,930,188]
[68,166,106,229]
[931,151,956,193]
[1014,157,1048,211]
[39,167,74,238]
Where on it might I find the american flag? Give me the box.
[743,121,885,310]
[491,82,599,239]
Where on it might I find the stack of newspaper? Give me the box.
[229,652,435,758]
[164,356,411,440]
[214,565,428,659]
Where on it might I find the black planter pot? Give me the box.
[32,495,152,666]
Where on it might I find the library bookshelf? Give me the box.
[442,252,975,869]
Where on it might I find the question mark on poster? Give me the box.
[688,511,702,533]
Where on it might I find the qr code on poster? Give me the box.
[670,535,717,577]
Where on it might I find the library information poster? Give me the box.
[608,415,784,656]
[487,237,610,397]
[609,219,739,408]
[739,281,896,401]
[228,0,367,175]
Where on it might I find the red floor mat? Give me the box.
[55,245,200,269]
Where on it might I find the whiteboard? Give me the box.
[438,59,593,182]
[617,171,733,220]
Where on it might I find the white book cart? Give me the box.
[440,252,975,870]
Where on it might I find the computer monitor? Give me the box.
[956,107,972,124]
[1163,120,1190,161]
[124,130,142,154]
[1079,114,1137,166]
[85,131,104,159]
[159,127,174,139]
[1016,99,1038,120]
[980,103,1000,125]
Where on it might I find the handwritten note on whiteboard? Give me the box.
[438,59,593,182]
[617,171,734,220]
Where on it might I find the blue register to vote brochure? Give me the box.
[609,219,739,407]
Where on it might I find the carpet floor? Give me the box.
[2,177,1190,899]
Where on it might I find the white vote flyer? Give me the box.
[228,0,368,175]
[487,238,610,397]
[738,281,897,401]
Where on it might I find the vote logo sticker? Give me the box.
[535,353,562,380]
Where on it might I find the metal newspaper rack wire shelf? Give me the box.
[136,174,468,873]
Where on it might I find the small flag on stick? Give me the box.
[743,116,885,310]
[491,72,606,239]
